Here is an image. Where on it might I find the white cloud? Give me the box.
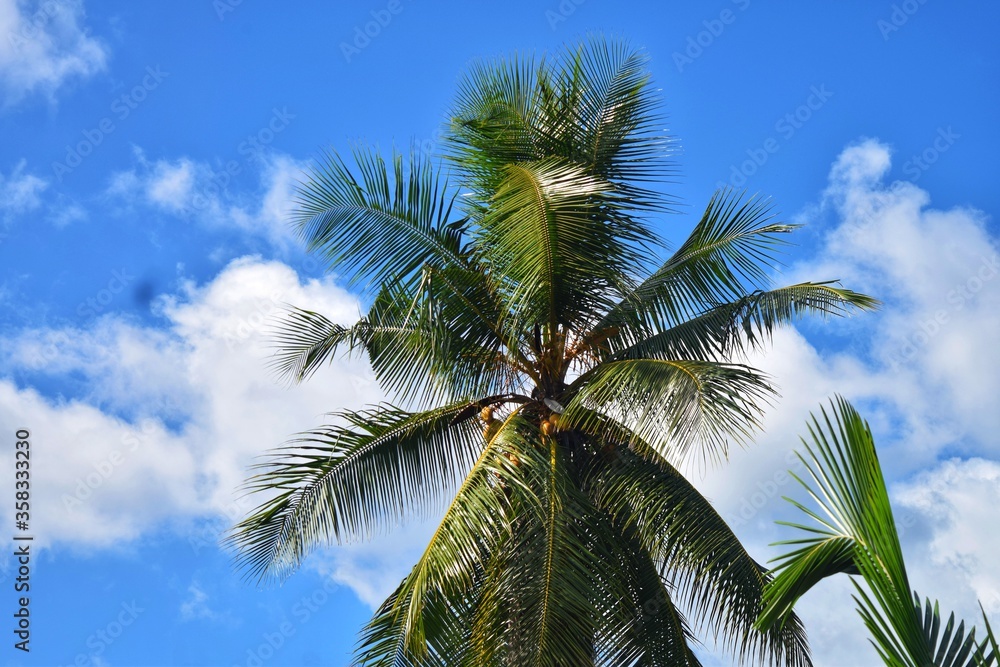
[47,199,85,226]
[106,150,307,247]
[2,136,997,664]
[694,138,1000,664]
[0,159,47,219]
[179,582,213,620]
[0,0,108,105]
[895,458,1000,616]
[0,160,88,228]
[316,519,440,609]
[0,257,384,550]
[146,158,196,212]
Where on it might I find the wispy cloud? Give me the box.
[0,0,108,106]
[0,257,383,548]
[0,158,47,219]
[106,149,307,247]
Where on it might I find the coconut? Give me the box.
[483,421,501,442]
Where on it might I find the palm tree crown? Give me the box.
[229,37,877,666]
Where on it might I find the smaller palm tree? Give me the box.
[757,396,999,667]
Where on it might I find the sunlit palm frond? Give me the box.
[477,158,645,330]
[355,412,530,663]
[758,396,998,667]
[560,36,673,198]
[586,445,811,667]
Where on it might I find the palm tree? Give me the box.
[756,396,999,667]
[229,37,876,666]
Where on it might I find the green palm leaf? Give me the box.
[758,396,998,667]
[604,283,878,362]
[599,190,791,338]
[294,147,466,294]
[478,158,644,331]
[228,400,495,584]
[231,35,880,666]
[566,358,774,464]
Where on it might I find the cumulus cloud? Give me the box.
[1,137,997,664]
[895,458,1000,617]
[0,0,108,106]
[106,150,307,247]
[0,257,384,550]
[693,138,1000,664]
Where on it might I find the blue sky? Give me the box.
[1,1,998,665]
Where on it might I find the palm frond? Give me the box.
[356,411,533,662]
[565,358,774,464]
[599,190,793,339]
[476,158,645,330]
[228,401,493,584]
[586,444,812,667]
[445,37,672,211]
[596,523,705,666]
[602,283,878,362]
[266,306,352,384]
[293,147,465,294]
[559,36,674,198]
[759,396,998,667]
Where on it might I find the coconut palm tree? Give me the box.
[756,397,999,667]
[229,37,876,666]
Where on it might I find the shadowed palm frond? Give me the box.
[293,147,466,295]
[565,357,774,464]
[228,400,499,585]
[602,283,878,363]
